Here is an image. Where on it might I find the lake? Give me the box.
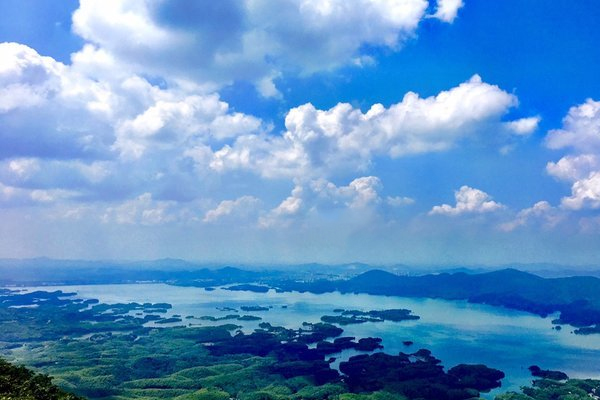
[17,283,600,396]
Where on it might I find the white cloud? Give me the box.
[344,176,383,208]
[0,40,539,238]
[546,99,600,152]
[432,0,464,23]
[70,0,437,95]
[102,193,180,225]
[546,154,600,182]
[499,201,563,231]
[207,75,529,179]
[203,196,260,223]
[259,185,305,228]
[0,43,114,160]
[0,42,271,207]
[505,116,540,136]
[545,98,600,212]
[0,43,64,111]
[386,196,415,207]
[311,176,383,209]
[0,182,77,206]
[8,158,40,179]
[0,158,113,196]
[430,186,504,216]
[561,171,600,210]
[113,94,263,159]
[259,176,387,227]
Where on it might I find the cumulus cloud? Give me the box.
[0,43,63,111]
[113,93,263,159]
[499,201,564,231]
[386,196,415,207]
[259,185,305,228]
[429,186,504,216]
[561,172,600,210]
[259,176,389,227]
[0,39,538,236]
[0,158,113,197]
[0,43,114,161]
[432,0,464,23]
[310,176,383,209]
[546,154,600,182]
[546,99,600,152]
[0,182,77,207]
[7,158,40,179]
[102,193,180,225]
[505,116,541,135]
[544,99,600,211]
[207,75,530,178]
[0,2,545,237]
[203,196,260,223]
[69,0,439,95]
[0,42,271,207]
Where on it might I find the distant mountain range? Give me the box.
[3,258,600,331]
[275,268,600,330]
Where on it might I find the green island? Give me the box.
[1,287,596,400]
[320,309,420,325]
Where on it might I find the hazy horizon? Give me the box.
[1,256,599,273]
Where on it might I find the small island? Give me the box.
[240,305,269,312]
[226,284,271,293]
[529,365,569,380]
[320,308,420,325]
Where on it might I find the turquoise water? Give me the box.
[19,283,600,396]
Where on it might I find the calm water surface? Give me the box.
[19,283,600,396]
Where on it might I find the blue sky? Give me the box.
[0,0,599,266]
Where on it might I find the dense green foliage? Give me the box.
[497,379,600,400]
[528,366,569,381]
[321,308,420,325]
[0,358,84,400]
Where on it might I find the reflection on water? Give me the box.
[20,283,600,395]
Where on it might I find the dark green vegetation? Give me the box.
[528,366,568,381]
[240,306,270,312]
[237,315,262,321]
[321,309,420,325]
[497,379,600,400]
[0,358,84,400]
[339,350,504,399]
[0,290,181,343]
[197,314,262,322]
[226,284,270,293]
